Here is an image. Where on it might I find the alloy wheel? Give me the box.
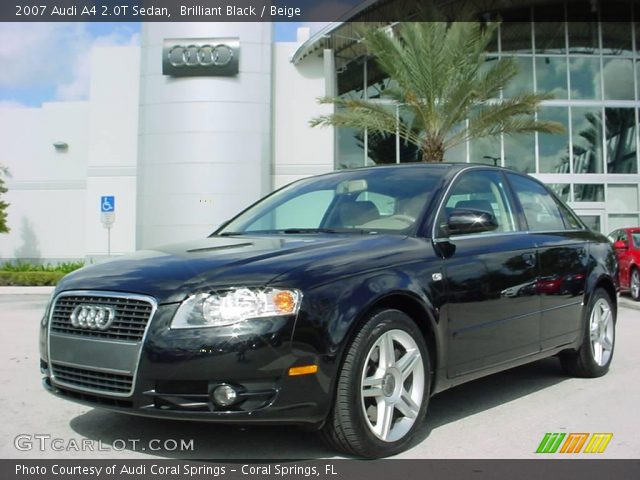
[631,269,640,300]
[589,298,614,367]
[360,329,425,442]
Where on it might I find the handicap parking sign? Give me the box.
[101,196,115,213]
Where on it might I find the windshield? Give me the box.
[217,166,446,235]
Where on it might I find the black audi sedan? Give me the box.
[40,164,618,457]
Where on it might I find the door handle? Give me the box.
[522,252,536,267]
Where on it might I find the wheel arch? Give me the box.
[340,291,442,392]
[589,274,618,317]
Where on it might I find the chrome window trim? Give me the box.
[431,166,588,242]
[47,290,158,398]
[434,228,586,244]
[431,165,480,240]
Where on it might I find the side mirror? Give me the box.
[447,208,498,235]
[613,240,628,250]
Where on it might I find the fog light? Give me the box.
[212,384,238,407]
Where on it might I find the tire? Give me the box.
[560,288,615,378]
[631,268,640,302]
[321,309,430,458]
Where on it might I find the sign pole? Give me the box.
[100,196,116,257]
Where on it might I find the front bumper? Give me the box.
[40,296,329,427]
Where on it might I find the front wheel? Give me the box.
[631,268,640,301]
[560,288,615,378]
[321,310,430,458]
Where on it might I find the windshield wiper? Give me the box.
[217,228,376,236]
[282,228,375,235]
[282,228,340,234]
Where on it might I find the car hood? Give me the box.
[56,234,414,304]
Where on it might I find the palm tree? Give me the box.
[0,165,9,234]
[311,21,564,163]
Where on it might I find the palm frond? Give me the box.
[311,20,563,162]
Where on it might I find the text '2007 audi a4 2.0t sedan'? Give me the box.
[40,164,618,458]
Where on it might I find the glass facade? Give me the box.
[334,0,640,233]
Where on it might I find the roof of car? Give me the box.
[337,162,515,173]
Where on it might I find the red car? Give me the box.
[609,227,640,301]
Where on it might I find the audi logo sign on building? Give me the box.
[162,37,239,77]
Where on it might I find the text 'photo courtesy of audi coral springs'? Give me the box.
[40,164,619,458]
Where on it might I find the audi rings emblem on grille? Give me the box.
[70,305,116,330]
[168,44,234,68]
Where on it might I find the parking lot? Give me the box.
[1,292,638,459]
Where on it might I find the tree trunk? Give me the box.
[421,137,445,163]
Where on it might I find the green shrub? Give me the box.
[0,261,84,274]
[0,271,67,286]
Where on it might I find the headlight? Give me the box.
[171,287,302,329]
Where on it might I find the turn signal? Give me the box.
[274,291,296,314]
[288,365,318,376]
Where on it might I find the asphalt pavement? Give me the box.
[0,292,638,459]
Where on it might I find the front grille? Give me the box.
[51,363,133,394]
[50,295,153,341]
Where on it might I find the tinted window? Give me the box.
[220,166,446,234]
[245,190,335,232]
[632,233,640,249]
[439,170,517,236]
[507,174,566,231]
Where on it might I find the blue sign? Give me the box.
[101,196,115,213]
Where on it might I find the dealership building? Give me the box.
[1,0,640,263]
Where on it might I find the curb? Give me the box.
[0,286,55,295]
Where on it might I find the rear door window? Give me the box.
[506,173,566,232]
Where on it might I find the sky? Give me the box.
[0,22,306,107]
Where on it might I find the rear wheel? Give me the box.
[631,268,640,301]
[560,288,615,378]
[321,309,430,458]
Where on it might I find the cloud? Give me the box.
[600,58,635,100]
[0,23,138,103]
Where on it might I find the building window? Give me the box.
[603,59,635,100]
[607,184,640,212]
[332,0,640,223]
[605,108,637,173]
[574,184,605,202]
[572,106,604,173]
[536,56,568,99]
[569,57,602,99]
[538,107,570,173]
[505,134,535,173]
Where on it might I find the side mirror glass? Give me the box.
[447,208,498,235]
